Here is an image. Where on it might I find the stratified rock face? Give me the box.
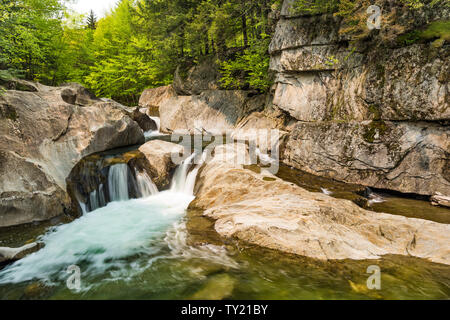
[0,81,144,227]
[192,144,450,265]
[159,90,252,134]
[139,140,185,189]
[268,0,450,196]
[284,121,450,196]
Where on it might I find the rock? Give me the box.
[139,140,185,189]
[284,121,450,196]
[173,56,221,95]
[189,273,236,300]
[139,85,177,115]
[0,78,39,92]
[431,193,450,208]
[159,90,250,134]
[191,143,450,265]
[59,83,99,106]
[131,107,157,132]
[265,1,450,197]
[268,14,340,54]
[0,82,144,227]
[0,243,38,264]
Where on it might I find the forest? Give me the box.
[0,0,281,104]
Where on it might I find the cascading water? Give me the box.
[108,164,130,201]
[0,151,221,289]
[136,170,158,197]
[170,153,197,194]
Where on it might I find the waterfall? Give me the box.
[171,151,207,195]
[108,164,130,201]
[144,116,165,139]
[170,153,196,194]
[149,116,161,131]
[136,170,158,197]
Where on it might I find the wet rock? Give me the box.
[0,82,144,227]
[0,243,38,264]
[130,107,157,132]
[189,273,236,300]
[431,192,450,208]
[192,144,450,265]
[139,140,185,189]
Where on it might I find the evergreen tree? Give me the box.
[86,10,97,30]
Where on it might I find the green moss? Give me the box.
[397,20,450,46]
[368,105,381,121]
[363,120,387,143]
[397,30,422,46]
[420,20,450,42]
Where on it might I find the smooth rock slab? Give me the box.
[191,144,450,265]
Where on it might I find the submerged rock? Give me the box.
[191,144,450,265]
[189,273,236,300]
[0,82,144,227]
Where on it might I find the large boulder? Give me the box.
[159,90,252,134]
[139,140,185,189]
[0,82,144,227]
[283,121,450,196]
[191,144,450,265]
[267,0,449,197]
[139,85,177,115]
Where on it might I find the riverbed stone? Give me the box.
[139,140,185,189]
[191,144,450,265]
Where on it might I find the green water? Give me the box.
[0,208,449,300]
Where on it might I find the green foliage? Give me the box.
[0,0,65,82]
[293,0,339,15]
[1,0,279,103]
[220,37,271,91]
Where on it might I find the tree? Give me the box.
[86,10,97,30]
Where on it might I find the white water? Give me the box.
[321,188,333,195]
[108,164,130,201]
[170,153,196,193]
[144,116,167,139]
[0,154,218,287]
[365,188,386,206]
[136,170,158,197]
